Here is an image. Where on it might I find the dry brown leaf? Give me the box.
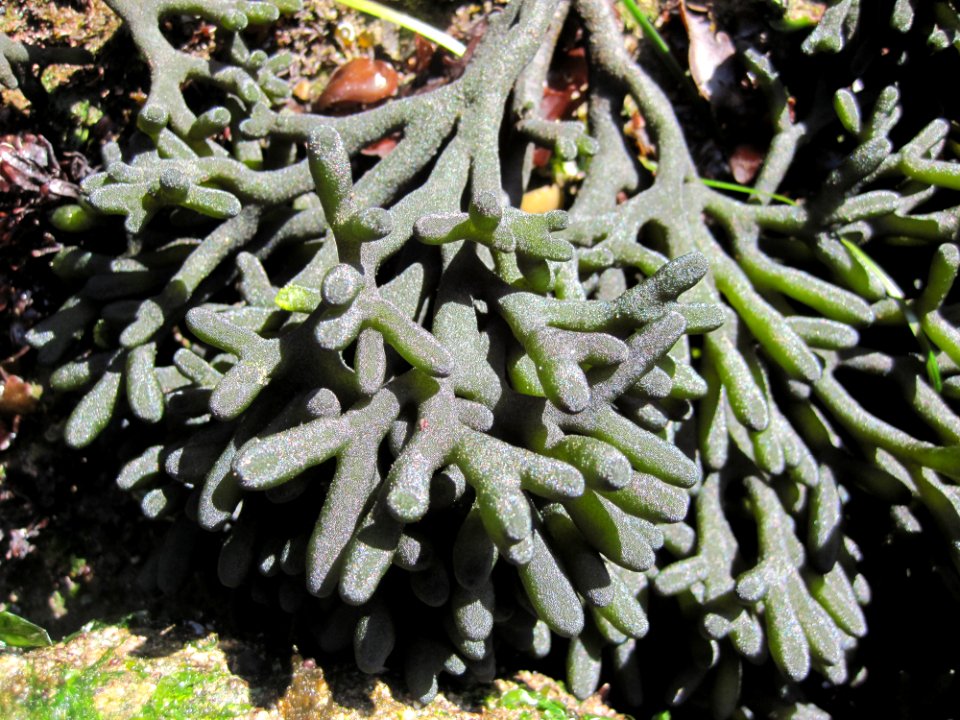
[521,185,563,214]
[0,375,40,416]
[679,1,736,102]
[729,144,765,184]
[314,58,399,112]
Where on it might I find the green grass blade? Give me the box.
[639,157,798,205]
[335,0,466,57]
[840,237,943,392]
[839,237,904,299]
[701,178,798,206]
[0,610,52,648]
[620,0,689,86]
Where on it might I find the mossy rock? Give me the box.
[0,620,627,720]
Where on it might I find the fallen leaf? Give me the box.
[521,185,563,214]
[409,35,436,75]
[0,374,40,415]
[314,57,399,112]
[361,134,401,158]
[532,146,553,168]
[679,1,736,102]
[729,144,764,184]
[626,110,656,160]
[0,133,82,243]
[292,78,314,102]
[541,85,579,122]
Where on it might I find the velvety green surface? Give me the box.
[4,0,960,716]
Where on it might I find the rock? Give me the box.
[0,620,628,719]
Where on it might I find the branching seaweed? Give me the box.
[9,0,960,716]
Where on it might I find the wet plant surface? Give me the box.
[2,1,960,718]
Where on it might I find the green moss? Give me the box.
[67,99,105,145]
[0,633,254,720]
[496,686,605,719]
[13,651,119,720]
[130,669,252,720]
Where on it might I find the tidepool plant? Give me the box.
[4,0,960,716]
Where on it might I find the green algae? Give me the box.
[493,685,617,720]
[0,627,254,720]
[131,668,253,720]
